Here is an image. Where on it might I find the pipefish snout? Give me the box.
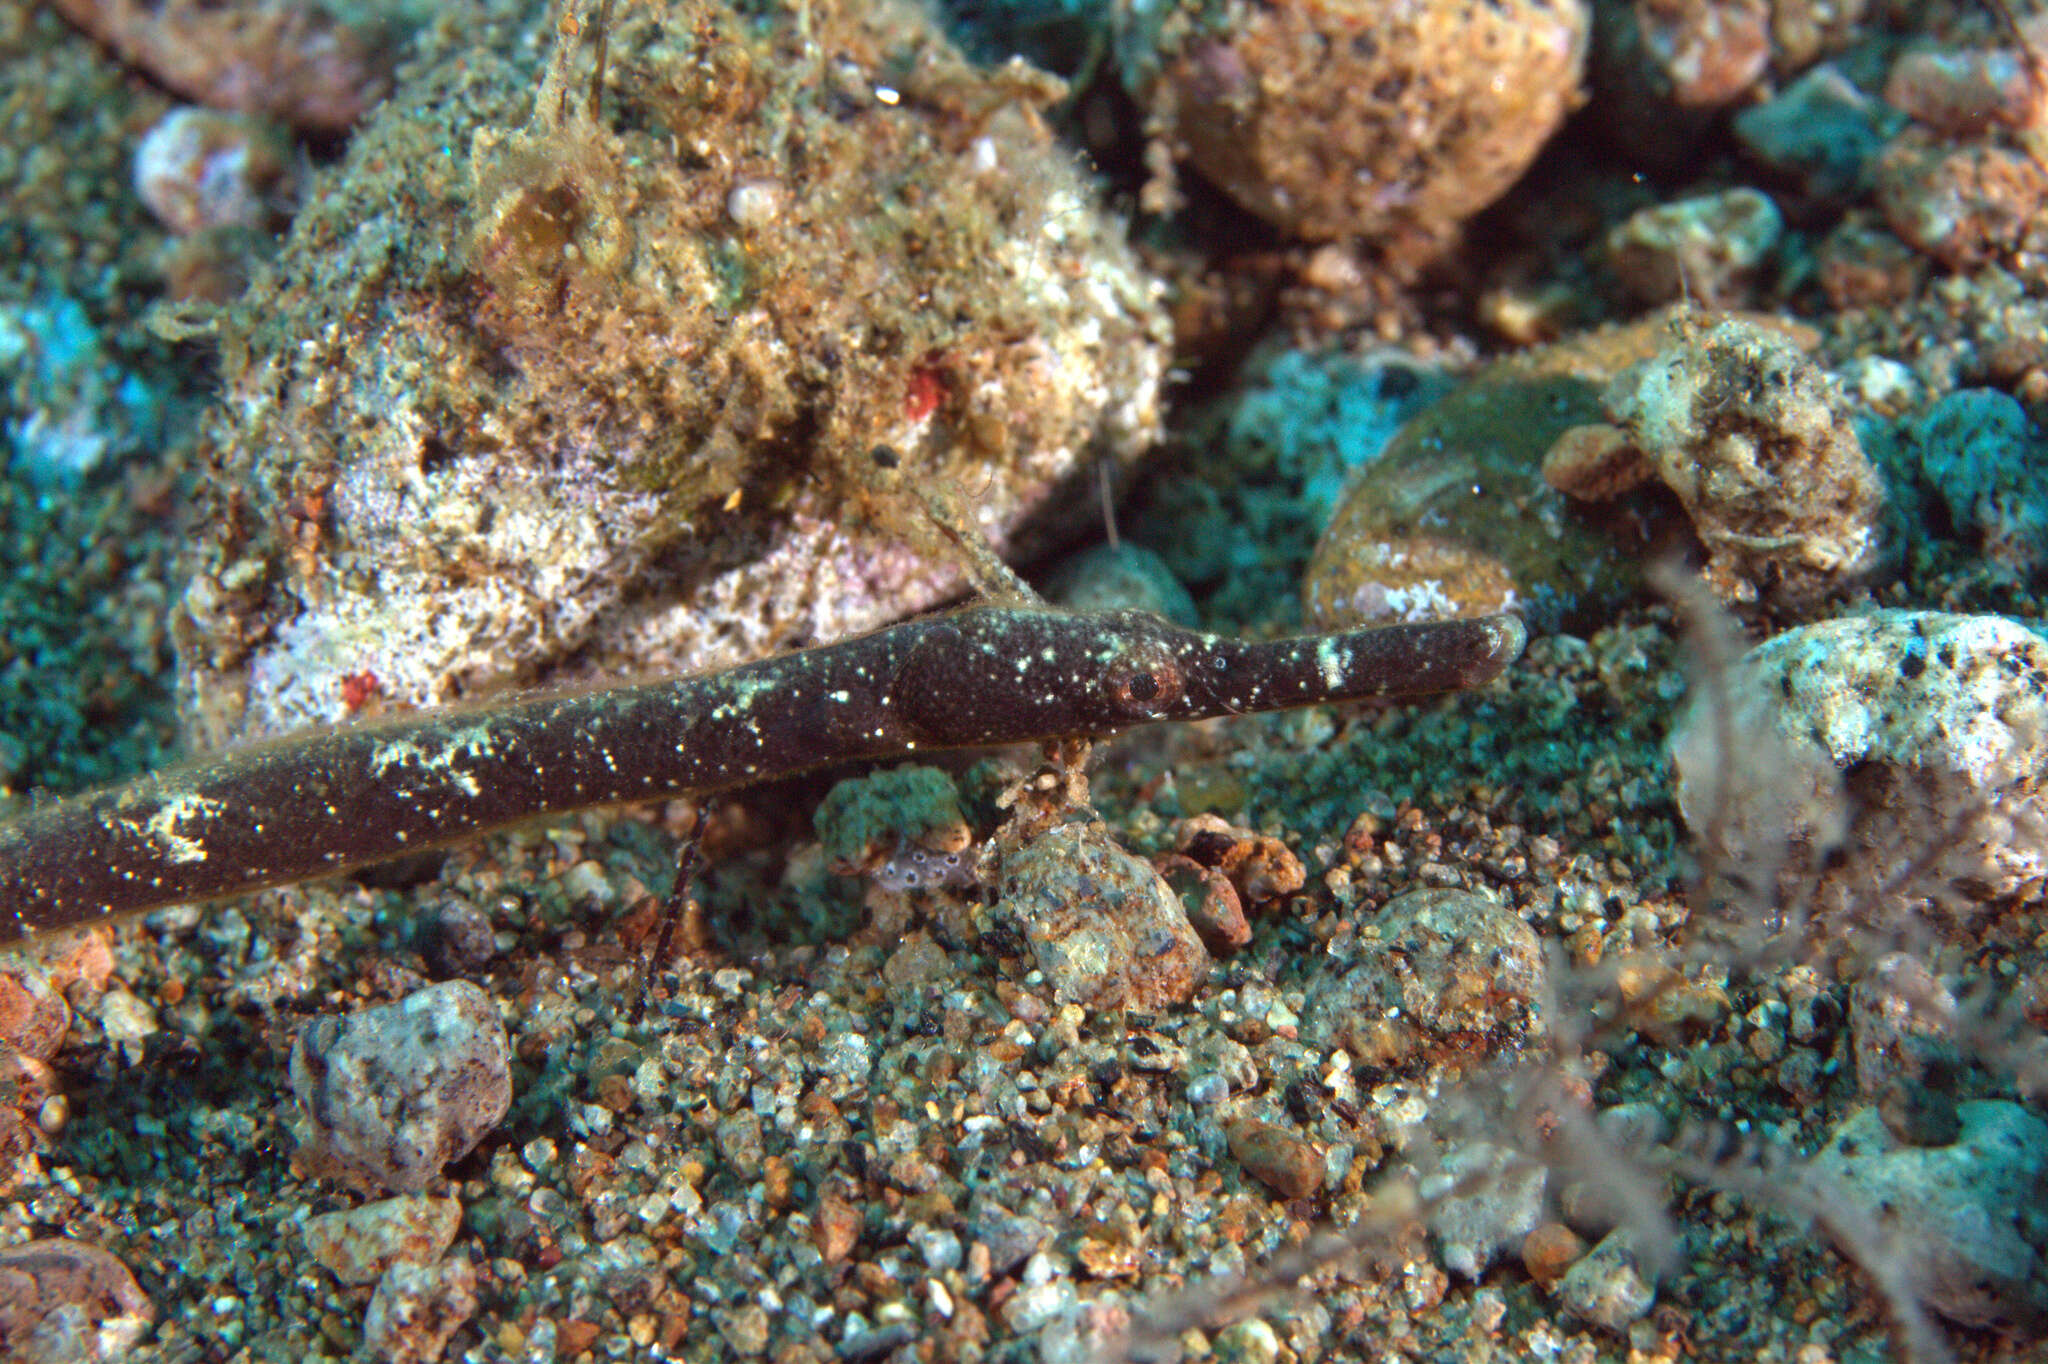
[0,606,1526,944]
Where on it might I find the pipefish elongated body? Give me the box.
[0,605,1526,944]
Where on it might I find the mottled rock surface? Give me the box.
[290,980,512,1193]
[1425,1141,1549,1279]
[0,1238,152,1364]
[1300,887,1547,1073]
[1810,1101,2048,1332]
[1669,610,2048,963]
[303,1195,464,1285]
[1307,314,1709,635]
[362,1253,478,1364]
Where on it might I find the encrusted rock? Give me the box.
[1810,1101,2048,1333]
[815,766,972,877]
[1307,315,1702,635]
[1547,316,1887,615]
[1906,388,2048,572]
[290,980,512,1193]
[174,0,1169,747]
[1668,610,2048,965]
[1116,0,1589,253]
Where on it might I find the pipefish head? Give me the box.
[888,606,1527,749]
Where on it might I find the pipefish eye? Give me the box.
[1106,650,1180,717]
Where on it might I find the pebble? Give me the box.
[361,1253,479,1364]
[0,961,70,1060]
[1155,854,1249,953]
[1604,188,1784,307]
[1225,1117,1322,1200]
[1816,212,1928,309]
[1211,1317,1283,1364]
[1884,21,2048,137]
[289,981,513,1193]
[420,896,500,977]
[1849,952,1958,1102]
[1555,1226,1658,1331]
[303,1195,464,1286]
[712,1302,770,1354]
[1611,0,1768,109]
[1876,132,2048,275]
[93,988,160,1063]
[1116,0,1588,251]
[1046,543,1198,627]
[1424,1141,1550,1279]
[47,0,393,133]
[1173,814,1305,905]
[0,1238,152,1364]
[812,1192,862,1264]
[1809,1101,2048,1332]
[1521,1221,1588,1286]
[132,107,294,236]
[973,1207,1053,1278]
[1732,64,1896,203]
[999,1253,1076,1333]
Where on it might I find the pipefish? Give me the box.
[0,605,1526,945]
